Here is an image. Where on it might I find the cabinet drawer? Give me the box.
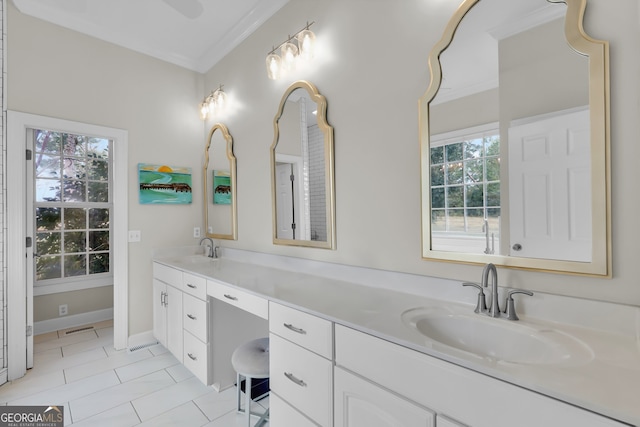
[269,302,333,359]
[271,392,319,427]
[270,333,332,427]
[183,330,210,385]
[207,280,268,319]
[183,272,207,300]
[153,262,182,288]
[183,293,208,342]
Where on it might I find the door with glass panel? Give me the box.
[29,129,112,362]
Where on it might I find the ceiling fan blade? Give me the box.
[162,0,204,19]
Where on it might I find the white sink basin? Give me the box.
[401,307,593,365]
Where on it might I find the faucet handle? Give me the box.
[503,289,533,320]
[462,282,488,314]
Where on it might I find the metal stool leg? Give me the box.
[236,372,242,412]
[244,376,252,427]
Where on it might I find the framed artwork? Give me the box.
[138,163,192,204]
[213,170,232,205]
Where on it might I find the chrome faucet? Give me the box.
[199,237,217,258]
[482,263,501,318]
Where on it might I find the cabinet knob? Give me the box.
[284,372,307,387]
[187,314,196,320]
[223,294,238,301]
[284,323,307,335]
[187,283,197,289]
[187,353,197,361]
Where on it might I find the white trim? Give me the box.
[6,111,128,380]
[33,308,113,335]
[431,122,499,147]
[34,277,113,296]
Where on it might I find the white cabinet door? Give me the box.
[166,284,183,362]
[271,392,320,427]
[152,279,167,347]
[334,367,435,427]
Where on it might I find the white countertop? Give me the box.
[153,250,640,426]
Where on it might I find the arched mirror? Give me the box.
[204,123,237,240]
[271,80,336,249]
[420,0,610,276]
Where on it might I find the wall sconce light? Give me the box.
[266,22,316,80]
[200,85,227,120]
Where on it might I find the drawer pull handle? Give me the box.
[284,372,307,387]
[223,294,238,301]
[187,353,197,361]
[187,314,196,320]
[187,283,197,289]
[283,323,307,335]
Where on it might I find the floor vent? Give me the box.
[129,342,159,352]
[64,326,95,335]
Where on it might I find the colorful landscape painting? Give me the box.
[138,163,192,204]
[213,170,231,205]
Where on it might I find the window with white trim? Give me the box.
[33,129,112,288]
[430,124,501,254]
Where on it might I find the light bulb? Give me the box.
[213,89,227,113]
[297,29,316,61]
[266,52,281,80]
[281,41,298,73]
[200,102,209,120]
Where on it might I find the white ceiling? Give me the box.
[11,0,290,73]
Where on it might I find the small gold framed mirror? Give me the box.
[271,80,336,249]
[204,123,237,240]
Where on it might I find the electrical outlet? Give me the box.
[128,230,141,242]
[59,304,68,316]
[193,227,201,238]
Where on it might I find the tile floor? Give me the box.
[0,320,269,426]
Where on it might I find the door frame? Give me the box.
[6,111,129,380]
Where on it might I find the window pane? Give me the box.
[36,232,61,255]
[36,207,61,231]
[446,209,465,231]
[485,136,500,156]
[35,130,62,154]
[465,159,483,183]
[88,182,109,203]
[63,134,88,157]
[89,230,109,252]
[89,253,110,274]
[88,158,109,181]
[431,187,445,209]
[63,157,87,180]
[64,231,86,253]
[35,154,60,178]
[430,146,444,164]
[465,209,485,233]
[446,163,463,185]
[89,208,109,229]
[431,210,445,231]
[465,138,483,159]
[447,186,464,208]
[88,138,110,160]
[486,157,500,181]
[64,208,86,229]
[63,180,86,202]
[431,165,444,186]
[64,254,86,277]
[36,255,61,281]
[36,179,61,202]
[466,184,484,207]
[446,142,463,162]
[487,182,501,207]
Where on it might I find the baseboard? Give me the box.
[34,308,114,335]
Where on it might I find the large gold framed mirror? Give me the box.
[204,123,237,240]
[420,0,610,276]
[271,80,336,249]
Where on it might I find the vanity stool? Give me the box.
[231,337,270,427]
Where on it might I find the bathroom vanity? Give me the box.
[152,249,638,427]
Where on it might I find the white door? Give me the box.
[508,109,591,261]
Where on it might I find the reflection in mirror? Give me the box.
[204,123,237,240]
[271,80,335,249]
[420,0,610,276]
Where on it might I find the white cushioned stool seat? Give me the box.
[232,337,269,378]
[232,337,270,427]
